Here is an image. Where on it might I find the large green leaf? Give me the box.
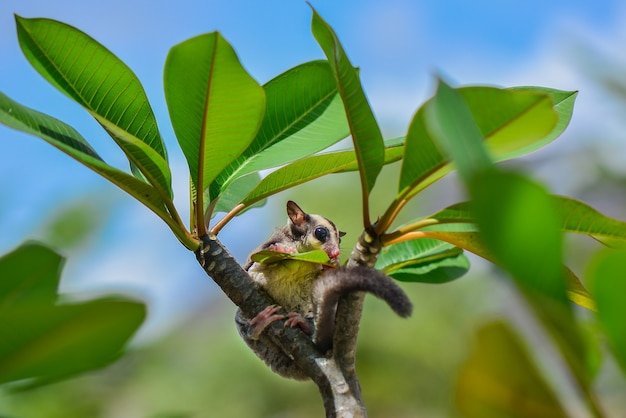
[164,32,265,197]
[209,60,349,201]
[0,242,146,390]
[241,141,404,206]
[0,92,167,220]
[375,239,469,284]
[456,321,568,418]
[407,228,594,310]
[15,16,171,197]
[401,83,570,198]
[310,7,384,201]
[426,195,626,246]
[472,173,594,412]
[588,249,626,376]
[472,171,567,302]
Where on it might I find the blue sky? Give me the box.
[1,0,624,339]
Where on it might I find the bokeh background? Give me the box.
[1,0,626,416]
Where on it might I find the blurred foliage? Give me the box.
[0,242,146,392]
[456,321,567,418]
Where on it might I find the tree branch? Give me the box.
[195,234,366,417]
[333,225,383,401]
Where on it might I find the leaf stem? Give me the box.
[196,186,206,237]
[381,231,429,246]
[362,191,371,230]
[210,203,246,235]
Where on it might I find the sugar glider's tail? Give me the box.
[313,265,413,351]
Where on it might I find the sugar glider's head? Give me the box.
[286,200,345,266]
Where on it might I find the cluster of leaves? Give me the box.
[2,5,626,416]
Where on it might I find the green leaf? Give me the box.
[15,16,171,197]
[552,196,626,246]
[588,249,626,376]
[164,32,265,196]
[376,239,469,283]
[210,172,265,217]
[250,249,333,267]
[241,141,403,206]
[456,321,568,418]
[410,229,594,310]
[470,170,597,412]
[427,195,626,246]
[503,87,577,158]
[0,91,168,219]
[0,242,61,309]
[40,200,106,250]
[401,84,566,198]
[310,7,384,199]
[0,242,146,390]
[423,78,493,183]
[209,60,349,200]
[471,171,566,302]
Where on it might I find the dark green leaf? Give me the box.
[310,7,384,198]
[0,92,167,218]
[376,239,469,283]
[15,16,171,197]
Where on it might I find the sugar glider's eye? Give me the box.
[314,226,329,243]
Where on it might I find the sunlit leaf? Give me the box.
[0,243,146,390]
[401,83,566,198]
[588,249,626,376]
[15,16,171,197]
[456,321,567,418]
[164,32,265,196]
[209,60,349,200]
[311,6,384,200]
[241,141,403,206]
[423,78,493,184]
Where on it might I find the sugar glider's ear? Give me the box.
[339,231,347,237]
[287,200,307,227]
